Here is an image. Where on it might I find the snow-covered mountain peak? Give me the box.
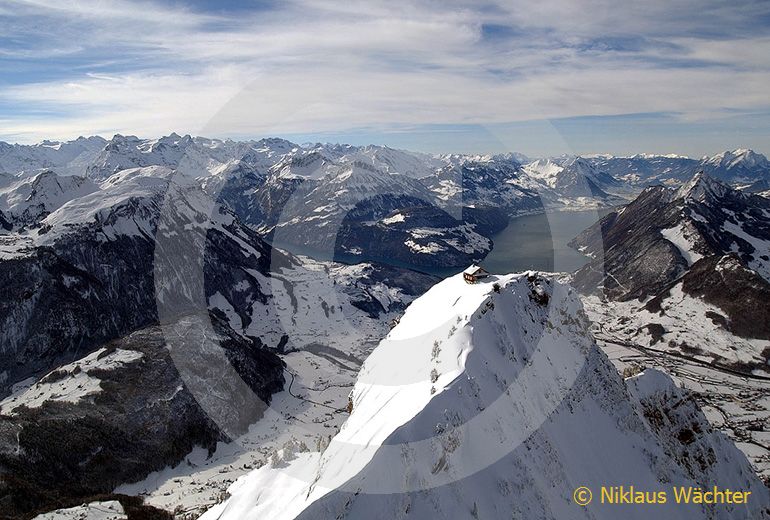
[346,145,444,179]
[491,151,529,165]
[205,270,769,519]
[522,157,563,179]
[674,171,730,203]
[563,155,593,169]
[697,148,770,182]
[105,133,142,148]
[519,155,626,202]
[703,148,768,168]
[203,272,597,518]
[0,170,99,229]
[269,149,336,180]
[0,136,106,177]
[251,137,299,155]
[87,133,299,181]
[144,132,193,153]
[627,152,692,160]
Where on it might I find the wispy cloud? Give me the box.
[1,0,769,153]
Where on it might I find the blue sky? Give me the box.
[1,0,769,157]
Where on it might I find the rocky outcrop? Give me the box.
[0,210,293,397]
[0,318,285,520]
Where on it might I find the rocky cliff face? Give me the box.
[0,171,293,395]
[0,317,285,519]
[572,173,770,300]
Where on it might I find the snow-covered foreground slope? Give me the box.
[203,273,769,520]
[114,260,435,517]
[33,500,127,520]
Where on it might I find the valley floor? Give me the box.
[116,346,359,518]
[583,299,770,484]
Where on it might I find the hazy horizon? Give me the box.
[2,1,770,157]
[3,130,767,161]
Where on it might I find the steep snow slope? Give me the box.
[203,273,769,520]
[116,260,435,517]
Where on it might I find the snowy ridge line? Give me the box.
[201,272,601,518]
[203,270,770,520]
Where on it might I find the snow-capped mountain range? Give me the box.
[2,133,768,272]
[0,155,438,517]
[589,148,770,186]
[0,136,106,178]
[3,134,767,187]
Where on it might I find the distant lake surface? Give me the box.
[272,209,612,278]
[481,210,611,275]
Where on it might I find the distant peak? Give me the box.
[629,152,691,160]
[674,171,730,202]
[565,156,592,167]
[109,133,140,142]
[703,148,768,165]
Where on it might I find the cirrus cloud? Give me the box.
[1,0,769,155]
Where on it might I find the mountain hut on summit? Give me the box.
[463,265,489,284]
